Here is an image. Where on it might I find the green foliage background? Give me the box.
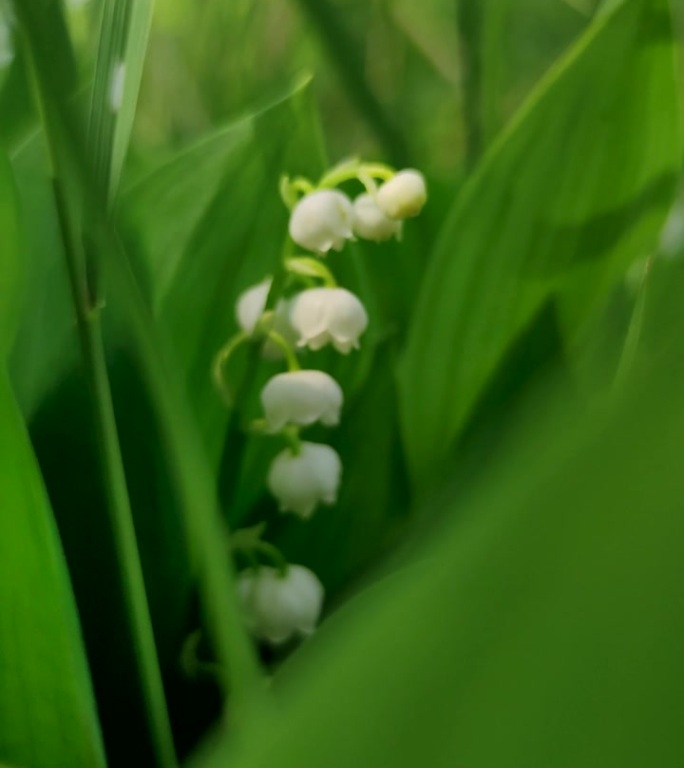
[1,0,684,766]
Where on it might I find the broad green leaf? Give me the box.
[14,0,264,725]
[195,264,684,768]
[0,370,106,768]
[399,0,681,491]
[123,77,324,466]
[0,52,36,152]
[0,149,21,357]
[8,135,78,418]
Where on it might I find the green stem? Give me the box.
[285,256,338,287]
[266,330,301,372]
[252,541,289,575]
[212,331,251,407]
[51,177,178,768]
[282,425,303,455]
[318,161,395,189]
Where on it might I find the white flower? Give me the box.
[235,278,296,359]
[288,190,354,254]
[237,565,324,645]
[268,442,342,518]
[352,193,401,242]
[261,370,343,432]
[290,287,368,354]
[376,169,427,220]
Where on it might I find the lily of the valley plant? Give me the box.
[213,158,427,645]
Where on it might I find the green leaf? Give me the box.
[290,0,409,163]
[0,149,22,357]
[123,77,324,466]
[89,0,154,199]
[194,261,684,768]
[0,369,106,768]
[399,0,681,491]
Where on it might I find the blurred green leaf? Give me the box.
[14,0,263,751]
[123,77,324,465]
[399,0,681,491]
[0,149,22,357]
[8,135,78,418]
[0,369,106,768]
[0,52,36,152]
[194,254,684,768]
[290,0,409,163]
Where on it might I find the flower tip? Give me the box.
[376,169,427,220]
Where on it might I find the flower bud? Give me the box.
[235,278,296,360]
[237,564,324,645]
[288,190,354,254]
[290,287,368,354]
[236,279,270,334]
[376,169,427,220]
[261,370,343,432]
[268,442,342,518]
[352,193,401,242]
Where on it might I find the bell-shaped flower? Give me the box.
[237,564,324,645]
[235,278,296,360]
[261,370,343,432]
[352,193,401,242]
[288,190,354,254]
[268,441,342,518]
[290,287,368,354]
[376,169,427,220]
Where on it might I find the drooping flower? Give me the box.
[237,564,324,645]
[261,370,343,432]
[352,193,401,242]
[288,190,354,254]
[376,169,427,220]
[235,278,296,359]
[290,287,368,354]
[268,442,342,518]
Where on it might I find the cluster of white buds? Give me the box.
[288,164,427,253]
[215,158,427,646]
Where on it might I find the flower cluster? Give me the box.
[288,166,427,254]
[214,159,427,646]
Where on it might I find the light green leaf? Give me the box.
[0,370,106,768]
[89,0,154,200]
[195,260,684,768]
[399,0,681,491]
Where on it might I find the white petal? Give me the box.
[352,193,401,241]
[267,442,342,518]
[376,169,427,220]
[291,288,368,354]
[236,565,324,645]
[236,278,271,334]
[288,190,354,254]
[261,370,343,432]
